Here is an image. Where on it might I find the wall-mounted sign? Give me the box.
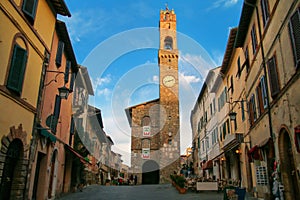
[142,148,150,159]
[143,126,151,137]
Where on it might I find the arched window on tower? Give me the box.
[164,36,173,50]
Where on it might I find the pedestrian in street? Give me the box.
[130,174,133,185]
[134,175,137,185]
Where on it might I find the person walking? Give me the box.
[134,175,137,185]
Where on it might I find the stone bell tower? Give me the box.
[158,7,181,182]
[126,6,180,184]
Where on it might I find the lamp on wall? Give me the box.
[44,70,70,99]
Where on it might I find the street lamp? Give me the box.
[229,111,237,121]
[45,70,70,100]
[58,85,70,99]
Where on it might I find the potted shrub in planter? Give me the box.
[176,175,187,194]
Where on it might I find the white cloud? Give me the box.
[207,0,240,10]
[59,9,110,43]
[96,88,111,99]
[92,75,111,89]
[152,75,159,83]
[180,72,201,84]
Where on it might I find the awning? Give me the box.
[64,144,91,165]
[202,160,213,170]
[40,129,56,142]
[247,145,263,161]
[258,137,271,147]
[248,145,258,154]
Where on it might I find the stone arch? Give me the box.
[278,127,299,200]
[0,124,29,200]
[142,160,159,184]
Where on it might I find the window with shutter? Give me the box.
[52,95,61,133]
[256,85,263,116]
[260,76,268,108]
[251,25,258,55]
[56,41,64,67]
[7,44,28,95]
[241,100,245,121]
[249,94,257,126]
[22,0,38,21]
[244,46,250,72]
[230,76,234,94]
[69,72,77,92]
[267,56,280,98]
[248,100,254,126]
[65,61,71,83]
[237,57,241,77]
[289,8,300,69]
[69,116,74,145]
[261,0,270,27]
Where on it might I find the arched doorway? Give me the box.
[279,128,299,200]
[142,160,159,184]
[0,139,23,200]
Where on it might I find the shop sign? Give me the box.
[142,148,150,159]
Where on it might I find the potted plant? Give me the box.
[176,175,187,194]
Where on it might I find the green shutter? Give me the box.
[56,41,64,67]
[65,60,71,83]
[52,95,61,133]
[7,45,27,94]
[22,0,38,20]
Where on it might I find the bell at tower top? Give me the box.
[160,5,176,22]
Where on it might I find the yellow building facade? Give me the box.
[0,0,70,199]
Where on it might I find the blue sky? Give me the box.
[60,0,243,166]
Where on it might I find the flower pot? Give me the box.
[178,187,187,194]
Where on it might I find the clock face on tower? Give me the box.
[162,75,175,87]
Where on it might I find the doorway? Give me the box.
[142,160,159,184]
[279,128,299,200]
[0,139,23,200]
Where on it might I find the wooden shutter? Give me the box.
[64,60,71,83]
[69,72,76,92]
[7,45,27,94]
[22,0,38,20]
[52,95,61,133]
[56,41,64,67]
[248,96,255,126]
[289,8,300,68]
[251,25,258,55]
[267,56,280,98]
[256,85,263,116]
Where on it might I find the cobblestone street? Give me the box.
[57,184,224,200]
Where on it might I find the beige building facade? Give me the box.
[191,0,300,199]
